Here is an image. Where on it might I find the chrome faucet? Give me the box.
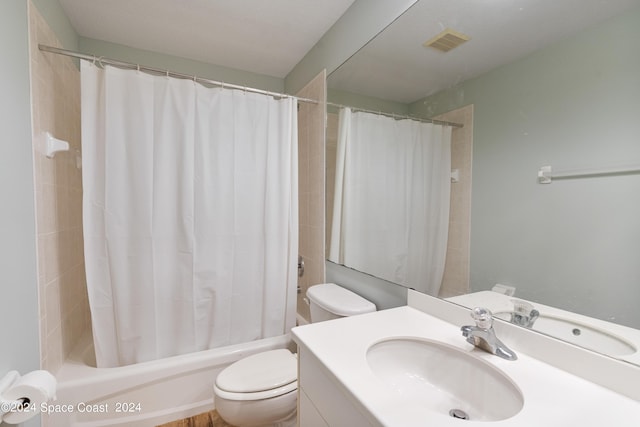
[461,307,517,361]
[510,299,539,328]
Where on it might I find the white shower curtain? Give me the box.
[329,108,451,296]
[81,61,298,368]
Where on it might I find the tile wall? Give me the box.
[296,71,327,323]
[436,104,473,298]
[325,112,338,256]
[28,2,90,373]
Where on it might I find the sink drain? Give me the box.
[449,409,469,420]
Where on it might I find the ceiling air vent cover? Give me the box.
[423,28,470,52]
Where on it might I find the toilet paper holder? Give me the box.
[0,369,57,424]
[0,371,30,421]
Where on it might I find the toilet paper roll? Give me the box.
[1,370,57,424]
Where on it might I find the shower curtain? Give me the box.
[329,108,451,296]
[81,61,298,368]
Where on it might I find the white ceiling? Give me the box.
[59,0,640,101]
[328,0,640,103]
[59,0,356,78]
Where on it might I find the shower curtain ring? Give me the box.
[91,55,96,66]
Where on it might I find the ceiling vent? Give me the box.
[423,28,470,52]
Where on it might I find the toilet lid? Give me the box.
[215,349,297,393]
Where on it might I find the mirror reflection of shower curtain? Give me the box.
[329,108,451,295]
[81,61,298,368]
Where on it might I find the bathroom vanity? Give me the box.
[292,290,640,426]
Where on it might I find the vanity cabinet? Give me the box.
[297,346,376,426]
[299,389,327,427]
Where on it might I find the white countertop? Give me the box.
[292,305,640,426]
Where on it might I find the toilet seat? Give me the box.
[214,349,297,401]
[214,380,298,401]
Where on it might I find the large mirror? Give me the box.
[325,0,640,365]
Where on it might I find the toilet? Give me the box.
[213,283,376,427]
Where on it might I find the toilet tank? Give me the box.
[306,283,376,323]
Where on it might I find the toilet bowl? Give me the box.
[213,349,298,427]
[213,283,376,427]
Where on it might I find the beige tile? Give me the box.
[296,294,311,324]
[37,147,56,185]
[296,70,327,296]
[45,326,63,374]
[298,121,310,161]
[59,270,78,319]
[309,154,324,197]
[298,175,310,201]
[30,4,87,368]
[309,225,325,261]
[302,255,321,287]
[308,195,324,234]
[45,279,61,337]
[42,232,61,282]
[299,225,312,259]
[298,192,309,228]
[36,235,48,282]
[435,105,473,295]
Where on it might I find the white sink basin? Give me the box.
[366,337,524,422]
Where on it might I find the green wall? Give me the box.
[328,88,410,115]
[32,0,78,50]
[411,9,640,327]
[78,38,284,93]
[0,2,40,426]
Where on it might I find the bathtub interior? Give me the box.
[47,332,294,427]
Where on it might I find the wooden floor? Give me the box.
[156,410,235,427]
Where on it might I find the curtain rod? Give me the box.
[326,101,463,128]
[38,44,320,105]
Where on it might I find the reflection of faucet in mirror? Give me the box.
[449,290,640,364]
[461,307,517,361]
[509,300,539,329]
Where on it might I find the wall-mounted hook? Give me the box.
[43,132,69,158]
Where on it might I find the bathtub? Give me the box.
[46,332,292,427]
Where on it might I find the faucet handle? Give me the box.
[470,307,494,329]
